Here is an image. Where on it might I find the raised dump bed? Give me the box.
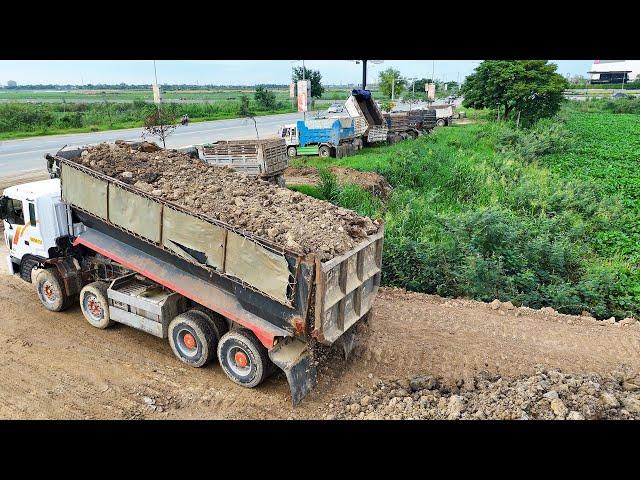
[345,89,388,143]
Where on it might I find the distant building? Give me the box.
[6,80,17,88]
[588,60,640,84]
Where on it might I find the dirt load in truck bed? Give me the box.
[72,142,380,261]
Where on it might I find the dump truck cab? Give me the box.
[1,179,74,279]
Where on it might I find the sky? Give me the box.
[0,60,594,86]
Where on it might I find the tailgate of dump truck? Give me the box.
[312,228,384,345]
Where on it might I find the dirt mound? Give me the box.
[74,143,380,261]
[328,366,640,420]
[285,166,393,199]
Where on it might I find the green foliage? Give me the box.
[0,99,298,139]
[495,118,572,162]
[238,95,254,117]
[317,167,340,202]
[378,68,407,99]
[254,86,278,110]
[292,67,325,98]
[462,60,568,126]
[297,109,640,319]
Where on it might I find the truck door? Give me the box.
[0,196,26,256]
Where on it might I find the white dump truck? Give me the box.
[1,143,384,405]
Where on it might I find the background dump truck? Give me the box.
[344,89,388,144]
[279,117,360,158]
[1,145,384,405]
[431,104,455,127]
[181,138,288,187]
[383,109,438,144]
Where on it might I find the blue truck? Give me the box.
[279,117,361,158]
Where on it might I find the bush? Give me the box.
[254,86,277,110]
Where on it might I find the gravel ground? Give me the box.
[73,142,380,260]
[329,366,640,420]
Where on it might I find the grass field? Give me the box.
[0,86,359,140]
[289,102,640,319]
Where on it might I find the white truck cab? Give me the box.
[1,179,72,280]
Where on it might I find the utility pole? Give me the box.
[153,60,165,148]
[302,59,306,121]
[362,59,368,89]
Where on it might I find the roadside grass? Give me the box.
[291,106,640,319]
[0,100,306,141]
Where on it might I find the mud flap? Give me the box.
[269,339,317,406]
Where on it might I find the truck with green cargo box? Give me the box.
[0,142,384,405]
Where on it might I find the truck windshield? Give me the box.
[0,197,24,225]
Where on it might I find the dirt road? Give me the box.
[1,171,638,419]
[0,243,638,419]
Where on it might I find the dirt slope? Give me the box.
[0,240,637,419]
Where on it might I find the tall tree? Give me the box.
[292,67,325,98]
[462,60,568,126]
[378,68,407,99]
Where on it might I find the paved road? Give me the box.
[0,111,306,177]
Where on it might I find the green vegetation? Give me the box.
[378,68,407,98]
[290,103,640,319]
[462,60,568,126]
[0,98,296,140]
[292,67,325,98]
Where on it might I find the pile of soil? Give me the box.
[285,166,393,200]
[328,366,640,420]
[73,142,380,261]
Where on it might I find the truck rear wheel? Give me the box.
[287,146,297,158]
[168,311,216,368]
[436,118,446,127]
[217,329,270,388]
[35,268,73,312]
[80,281,114,329]
[189,306,229,341]
[319,145,331,158]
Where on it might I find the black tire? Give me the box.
[188,306,229,341]
[275,173,286,188]
[168,311,216,368]
[287,146,297,158]
[436,118,446,127]
[35,268,73,312]
[319,145,331,158]
[79,281,113,329]
[20,256,41,283]
[217,329,270,388]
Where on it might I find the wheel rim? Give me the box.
[83,293,104,321]
[227,346,252,378]
[176,328,199,358]
[42,281,58,304]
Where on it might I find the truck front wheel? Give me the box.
[319,145,331,158]
[287,146,297,158]
[35,268,74,312]
[80,281,113,329]
[168,311,216,368]
[217,329,270,388]
[436,118,446,127]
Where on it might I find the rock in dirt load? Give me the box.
[73,142,380,261]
